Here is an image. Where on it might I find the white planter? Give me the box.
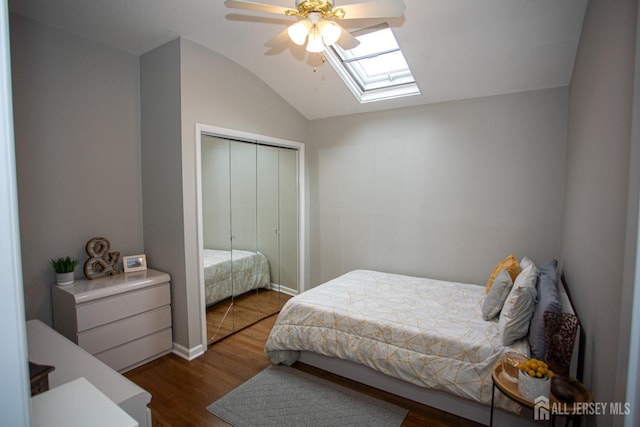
[518,370,551,401]
[56,272,75,286]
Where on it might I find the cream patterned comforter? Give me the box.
[264,270,528,410]
[204,249,271,306]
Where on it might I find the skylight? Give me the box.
[324,24,420,103]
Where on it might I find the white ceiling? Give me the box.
[8,0,588,120]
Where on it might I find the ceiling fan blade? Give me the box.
[264,28,291,48]
[264,43,291,56]
[226,13,293,26]
[224,0,293,16]
[338,0,406,20]
[336,26,360,50]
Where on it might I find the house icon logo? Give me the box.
[534,396,550,420]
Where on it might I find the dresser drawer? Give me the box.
[94,328,173,372]
[76,283,170,332]
[77,305,172,355]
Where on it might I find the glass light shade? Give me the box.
[288,21,310,46]
[320,21,341,46]
[306,27,324,53]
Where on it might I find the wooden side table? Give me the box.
[491,363,592,426]
[29,361,55,396]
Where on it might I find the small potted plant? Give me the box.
[518,358,554,401]
[50,256,79,286]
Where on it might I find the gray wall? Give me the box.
[306,88,568,287]
[624,4,640,424]
[561,0,638,425]
[10,14,143,323]
[139,38,187,348]
[141,38,307,351]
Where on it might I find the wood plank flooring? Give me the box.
[125,314,484,427]
[206,289,291,344]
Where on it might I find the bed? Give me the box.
[203,249,271,306]
[264,260,579,426]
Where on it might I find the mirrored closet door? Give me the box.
[200,134,299,345]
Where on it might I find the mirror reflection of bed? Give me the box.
[204,248,292,343]
[200,133,300,345]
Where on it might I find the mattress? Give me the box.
[203,249,271,306]
[264,269,528,410]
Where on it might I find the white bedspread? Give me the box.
[203,249,270,306]
[265,270,528,410]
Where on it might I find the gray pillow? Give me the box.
[528,259,563,360]
[482,268,513,320]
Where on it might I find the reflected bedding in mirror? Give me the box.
[203,249,271,306]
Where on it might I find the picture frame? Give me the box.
[122,254,147,273]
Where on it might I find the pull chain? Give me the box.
[313,55,326,72]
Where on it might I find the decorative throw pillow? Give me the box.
[482,268,513,320]
[498,263,539,345]
[520,256,535,270]
[486,254,521,293]
[528,259,563,360]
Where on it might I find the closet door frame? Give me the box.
[195,123,305,350]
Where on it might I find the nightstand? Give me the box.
[491,363,592,426]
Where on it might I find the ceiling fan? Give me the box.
[224,0,406,53]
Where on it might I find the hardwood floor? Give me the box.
[125,314,484,427]
[206,289,292,344]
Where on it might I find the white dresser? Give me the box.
[52,268,173,373]
[27,319,151,427]
[31,377,138,427]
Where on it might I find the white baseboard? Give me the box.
[172,342,204,361]
[267,283,298,297]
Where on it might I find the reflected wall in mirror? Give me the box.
[200,134,299,345]
[201,136,233,341]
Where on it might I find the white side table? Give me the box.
[31,377,138,427]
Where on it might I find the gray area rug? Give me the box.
[207,365,408,427]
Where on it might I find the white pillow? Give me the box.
[482,268,513,320]
[520,256,535,270]
[498,263,539,345]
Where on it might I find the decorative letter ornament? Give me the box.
[84,237,121,279]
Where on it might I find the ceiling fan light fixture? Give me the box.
[225,0,408,56]
[319,20,341,45]
[288,20,311,45]
[306,26,325,52]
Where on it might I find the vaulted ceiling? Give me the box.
[8,0,588,120]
